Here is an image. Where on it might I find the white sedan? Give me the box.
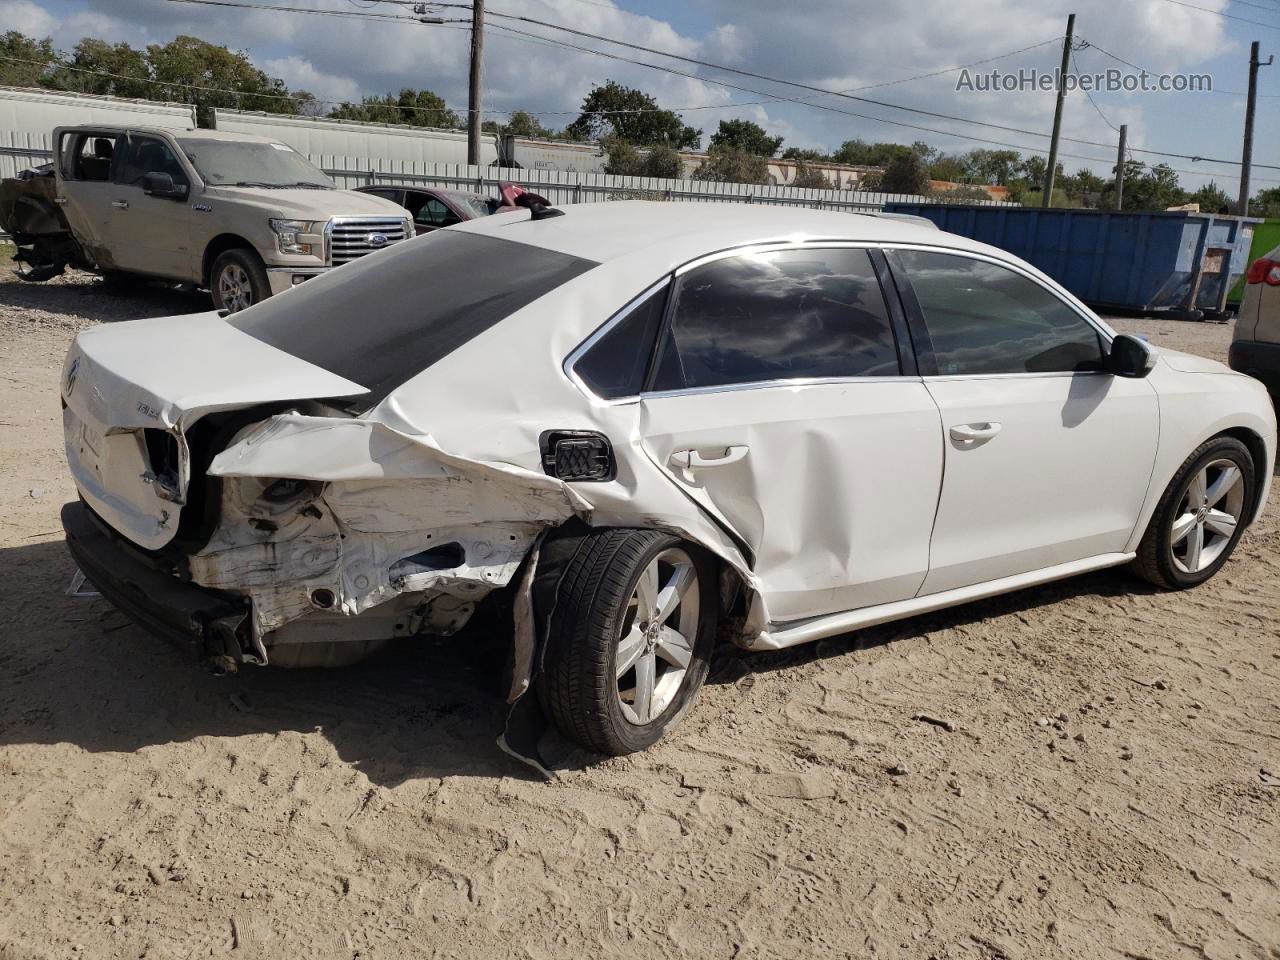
[59,202,1276,754]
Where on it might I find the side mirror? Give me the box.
[142,171,188,201]
[1106,334,1156,378]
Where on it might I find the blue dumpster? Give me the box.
[883,204,1261,319]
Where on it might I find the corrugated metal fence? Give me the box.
[315,157,1005,213]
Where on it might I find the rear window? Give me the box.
[227,231,596,405]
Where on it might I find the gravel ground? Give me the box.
[0,268,1277,960]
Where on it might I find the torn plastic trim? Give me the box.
[193,412,591,645]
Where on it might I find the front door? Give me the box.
[636,245,944,623]
[889,248,1160,595]
[107,133,195,280]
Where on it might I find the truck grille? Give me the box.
[326,217,410,266]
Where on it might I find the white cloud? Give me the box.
[13,0,1265,188]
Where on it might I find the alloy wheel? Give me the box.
[1169,457,1246,574]
[614,547,699,725]
[218,263,253,312]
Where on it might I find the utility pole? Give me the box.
[1113,124,1127,211]
[467,0,485,167]
[1042,13,1075,209]
[1238,41,1273,215]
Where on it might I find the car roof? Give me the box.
[448,200,993,264]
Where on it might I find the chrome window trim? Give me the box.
[640,374,926,402]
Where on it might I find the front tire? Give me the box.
[1133,436,1255,589]
[210,248,269,313]
[539,530,716,755]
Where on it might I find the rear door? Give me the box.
[55,130,120,265]
[629,244,944,622]
[888,247,1160,595]
[108,133,195,280]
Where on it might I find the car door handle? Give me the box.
[53,197,68,205]
[669,445,750,469]
[112,200,129,210]
[949,422,1002,443]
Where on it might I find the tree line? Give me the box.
[3,30,1276,214]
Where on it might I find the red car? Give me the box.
[356,182,552,235]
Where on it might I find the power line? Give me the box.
[1071,48,1121,132]
[1151,0,1280,31]
[1080,38,1278,99]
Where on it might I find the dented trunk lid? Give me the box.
[61,311,368,550]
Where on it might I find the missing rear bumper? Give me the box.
[61,500,257,667]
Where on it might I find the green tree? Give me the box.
[1189,181,1231,213]
[790,160,833,189]
[708,119,782,157]
[0,31,56,88]
[566,80,700,148]
[781,147,830,162]
[503,110,555,139]
[144,35,295,124]
[962,149,1022,185]
[880,151,929,194]
[331,87,460,128]
[692,146,769,185]
[602,135,682,178]
[51,38,150,98]
[1252,187,1280,217]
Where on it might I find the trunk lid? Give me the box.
[62,311,368,550]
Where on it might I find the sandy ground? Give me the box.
[0,265,1277,960]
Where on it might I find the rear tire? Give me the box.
[539,529,716,755]
[210,248,269,313]
[1132,436,1255,589]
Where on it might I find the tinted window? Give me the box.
[898,250,1106,375]
[228,231,596,407]
[115,136,188,188]
[572,285,667,399]
[650,248,898,391]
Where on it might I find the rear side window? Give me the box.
[571,284,668,400]
[897,250,1106,375]
[60,132,118,182]
[650,247,899,392]
[228,231,596,406]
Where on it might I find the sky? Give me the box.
[4,0,1278,193]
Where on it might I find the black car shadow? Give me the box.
[0,538,535,786]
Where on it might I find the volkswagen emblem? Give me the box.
[366,232,389,247]
[65,355,80,396]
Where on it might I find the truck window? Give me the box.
[61,133,118,182]
[115,137,189,188]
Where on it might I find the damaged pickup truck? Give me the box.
[61,201,1276,754]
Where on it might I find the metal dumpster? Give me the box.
[884,204,1261,320]
[1227,218,1280,306]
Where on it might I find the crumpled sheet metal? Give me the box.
[193,414,588,639]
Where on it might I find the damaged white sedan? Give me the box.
[61,201,1276,755]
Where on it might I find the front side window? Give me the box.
[415,197,454,228]
[896,250,1106,375]
[650,247,899,391]
[115,136,188,188]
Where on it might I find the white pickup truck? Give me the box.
[0,124,412,311]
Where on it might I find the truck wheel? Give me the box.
[210,248,269,313]
[539,529,717,755]
[1132,436,1255,590]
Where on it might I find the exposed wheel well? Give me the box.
[202,234,259,287]
[1216,426,1269,523]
